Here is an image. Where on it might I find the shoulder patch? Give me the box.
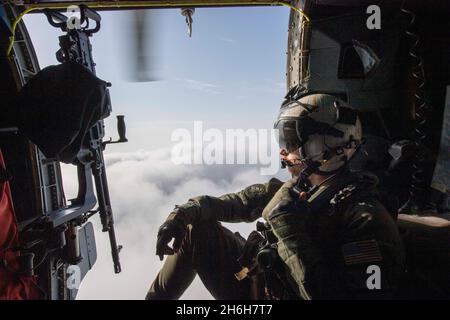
[341,239,383,266]
[248,184,266,194]
[330,185,357,206]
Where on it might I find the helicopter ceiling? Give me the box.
[17,0,295,10]
[16,0,450,10]
[312,0,448,7]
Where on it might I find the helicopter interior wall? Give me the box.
[303,3,449,143]
[385,7,450,206]
[397,213,450,298]
[0,22,41,228]
[311,0,449,12]
[419,14,450,156]
[301,8,409,115]
[0,132,41,228]
[296,4,450,211]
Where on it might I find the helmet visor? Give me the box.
[274,119,302,152]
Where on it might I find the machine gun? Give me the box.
[5,6,127,299]
[41,5,126,275]
[0,5,127,300]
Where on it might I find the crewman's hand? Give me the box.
[156,216,186,261]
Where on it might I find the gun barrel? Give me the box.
[92,149,122,274]
[108,227,122,273]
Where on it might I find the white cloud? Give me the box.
[64,147,289,300]
[183,79,222,94]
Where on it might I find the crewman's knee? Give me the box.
[188,220,224,251]
[145,291,160,300]
[145,287,177,300]
[189,219,221,238]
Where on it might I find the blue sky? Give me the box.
[25,7,289,151]
[23,6,292,299]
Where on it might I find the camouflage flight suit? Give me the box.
[146,171,405,300]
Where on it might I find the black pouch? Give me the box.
[15,61,111,164]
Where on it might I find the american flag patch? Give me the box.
[341,240,383,266]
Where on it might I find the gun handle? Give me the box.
[117,115,128,142]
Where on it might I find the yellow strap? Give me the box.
[6,7,38,56]
[234,267,249,281]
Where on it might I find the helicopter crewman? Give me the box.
[146,93,405,300]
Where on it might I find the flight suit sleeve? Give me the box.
[271,198,405,300]
[166,177,284,226]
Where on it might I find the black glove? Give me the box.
[156,215,187,261]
